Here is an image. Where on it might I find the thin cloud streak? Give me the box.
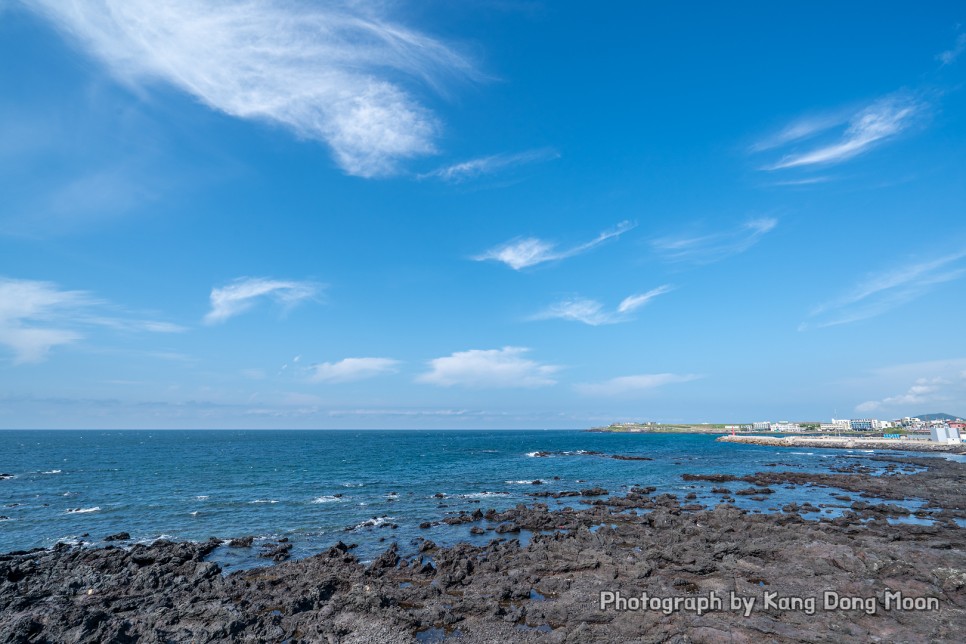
[24,0,476,178]
[420,148,559,182]
[417,346,560,388]
[533,285,673,326]
[575,373,702,397]
[476,220,636,270]
[652,218,776,265]
[938,33,966,66]
[309,357,400,383]
[804,250,966,329]
[761,94,924,171]
[204,277,321,325]
[0,276,182,363]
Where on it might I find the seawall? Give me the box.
[717,434,966,453]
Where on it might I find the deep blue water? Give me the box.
[0,430,945,569]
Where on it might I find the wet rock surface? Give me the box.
[2,456,964,642]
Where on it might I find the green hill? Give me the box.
[915,412,964,422]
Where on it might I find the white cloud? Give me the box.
[24,0,475,178]
[618,286,674,314]
[760,94,924,171]
[475,221,635,270]
[417,346,560,388]
[652,218,776,264]
[309,357,400,383]
[533,285,672,326]
[856,378,948,413]
[420,147,559,182]
[804,250,966,329]
[937,33,966,66]
[856,366,966,415]
[575,373,702,397]
[204,277,320,324]
[750,113,847,152]
[0,276,181,363]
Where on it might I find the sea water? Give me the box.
[0,430,936,568]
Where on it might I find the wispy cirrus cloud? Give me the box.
[204,277,321,325]
[475,221,636,270]
[652,218,776,265]
[803,250,966,329]
[532,285,673,326]
[757,93,925,171]
[417,346,560,388]
[420,147,560,182]
[575,373,702,397]
[937,33,966,66]
[23,0,475,178]
[308,357,400,383]
[0,276,183,363]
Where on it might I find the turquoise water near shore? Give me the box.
[0,430,947,568]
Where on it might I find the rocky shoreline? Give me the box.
[718,434,966,453]
[2,455,965,642]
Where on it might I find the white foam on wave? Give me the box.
[196,495,209,500]
[190,511,200,516]
[42,469,62,475]
[506,480,541,484]
[342,482,364,488]
[351,516,395,530]
[790,452,814,455]
[311,495,343,504]
[458,492,510,499]
[250,499,279,504]
[66,507,100,514]
[525,451,540,457]
[135,534,174,545]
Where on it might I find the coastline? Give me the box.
[717,434,966,453]
[2,452,964,642]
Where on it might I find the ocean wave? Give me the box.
[458,491,511,499]
[525,451,540,457]
[342,482,364,488]
[506,480,542,485]
[66,507,100,514]
[195,495,209,500]
[351,516,395,530]
[41,469,62,475]
[250,499,279,504]
[311,496,343,504]
[190,511,200,516]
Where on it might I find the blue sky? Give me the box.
[1,1,965,428]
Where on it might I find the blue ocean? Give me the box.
[0,430,943,569]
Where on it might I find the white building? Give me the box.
[752,421,770,431]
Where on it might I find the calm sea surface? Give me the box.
[0,430,943,568]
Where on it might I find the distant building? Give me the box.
[849,419,874,431]
[771,422,802,432]
[931,426,963,443]
[752,421,770,431]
